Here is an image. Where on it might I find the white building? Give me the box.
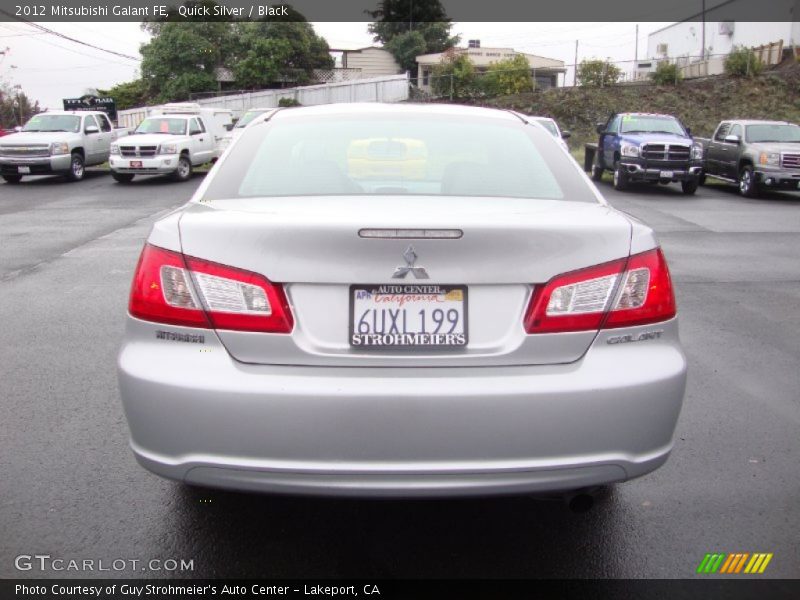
[637,21,798,78]
[331,46,404,78]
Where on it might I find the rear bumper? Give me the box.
[117,317,687,497]
[619,161,702,182]
[0,155,71,175]
[109,155,179,175]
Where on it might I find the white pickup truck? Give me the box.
[0,110,125,184]
[109,104,233,183]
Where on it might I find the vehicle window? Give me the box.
[606,116,621,134]
[745,123,800,143]
[135,118,187,135]
[534,120,558,137]
[728,124,742,140]
[714,123,731,141]
[97,114,112,132]
[22,114,81,133]
[202,115,597,202]
[619,115,686,135]
[84,115,99,131]
[194,118,206,133]
[235,110,269,129]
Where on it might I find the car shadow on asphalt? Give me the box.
[170,483,625,578]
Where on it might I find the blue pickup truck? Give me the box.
[589,112,704,194]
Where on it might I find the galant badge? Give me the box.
[392,245,429,279]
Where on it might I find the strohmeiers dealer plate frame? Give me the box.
[349,284,468,349]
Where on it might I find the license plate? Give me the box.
[129,160,143,168]
[350,284,468,349]
[18,166,30,174]
[659,170,674,179]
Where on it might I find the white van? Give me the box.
[109,103,233,183]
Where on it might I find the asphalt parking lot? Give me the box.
[1,171,798,579]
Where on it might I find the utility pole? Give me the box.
[634,24,639,76]
[574,40,579,86]
[701,0,706,60]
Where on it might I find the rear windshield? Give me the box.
[745,124,800,143]
[202,115,595,202]
[620,115,686,136]
[235,110,269,128]
[23,114,81,133]
[135,118,187,135]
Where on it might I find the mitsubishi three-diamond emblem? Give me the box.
[392,245,429,279]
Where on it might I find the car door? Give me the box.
[706,122,730,176]
[189,118,214,164]
[602,115,621,168]
[82,115,104,164]
[94,114,113,160]
[721,124,743,179]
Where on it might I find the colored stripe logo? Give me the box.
[697,553,773,574]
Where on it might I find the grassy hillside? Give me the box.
[468,61,800,153]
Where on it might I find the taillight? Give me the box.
[129,244,294,333]
[524,248,676,334]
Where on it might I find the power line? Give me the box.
[0,9,141,62]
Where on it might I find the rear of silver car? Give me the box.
[117,104,686,497]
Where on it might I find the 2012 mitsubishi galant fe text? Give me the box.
[117,104,687,497]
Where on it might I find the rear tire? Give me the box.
[681,178,699,195]
[112,172,135,183]
[739,165,759,198]
[2,174,22,184]
[613,163,629,191]
[172,155,192,182]
[65,152,85,182]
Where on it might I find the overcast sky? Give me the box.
[0,21,668,110]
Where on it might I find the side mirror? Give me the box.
[724,134,740,144]
[596,122,606,134]
[224,123,234,131]
[685,126,692,136]
[561,130,572,139]
[85,125,99,134]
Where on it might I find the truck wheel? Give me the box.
[739,166,759,198]
[591,163,604,181]
[681,178,699,195]
[65,152,85,182]
[613,163,629,191]
[112,173,134,184]
[2,175,22,184]
[172,155,192,182]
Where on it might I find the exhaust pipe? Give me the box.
[563,490,596,513]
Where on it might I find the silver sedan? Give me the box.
[117,103,686,498]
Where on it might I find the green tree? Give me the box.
[482,54,534,96]
[97,79,149,111]
[577,58,622,87]
[0,83,39,128]
[367,0,459,73]
[431,53,480,99]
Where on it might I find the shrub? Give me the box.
[577,59,622,87]
[431,53,481,99]
[278,97,301,107]
[725,46,763,77]
[482,54,534,96]
[650,62,682,85]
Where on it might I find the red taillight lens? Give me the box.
[523,248,676,334]
[129,243,294,333]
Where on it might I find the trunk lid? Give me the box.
[177,196,632,366]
